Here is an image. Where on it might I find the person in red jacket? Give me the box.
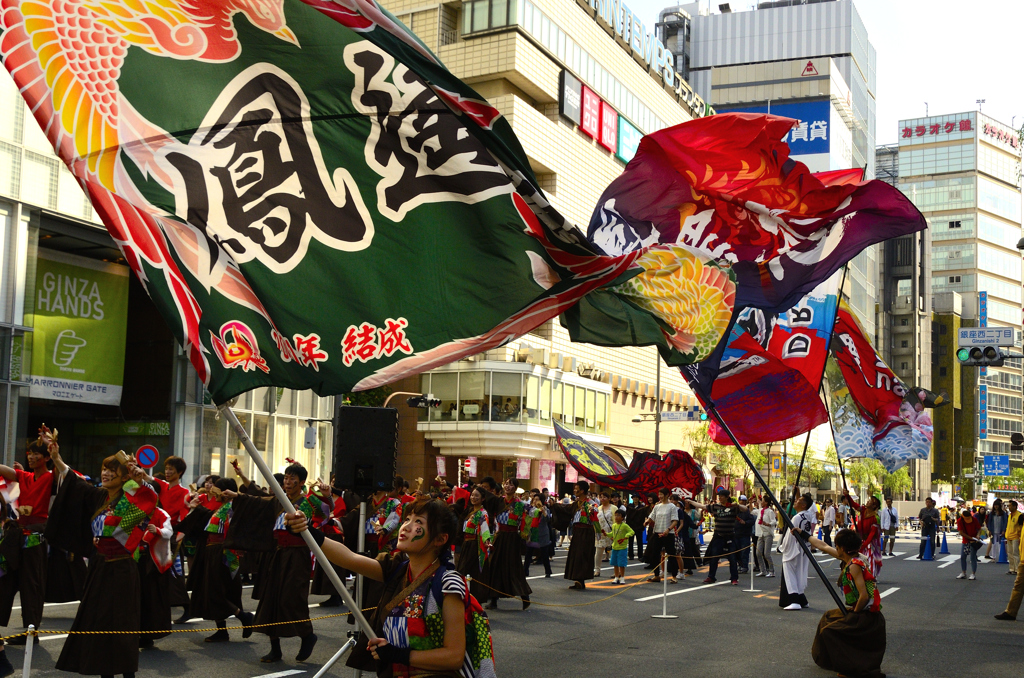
[0,425,57,645]
[139,456,192,623]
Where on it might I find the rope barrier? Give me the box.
[0,606,379,642]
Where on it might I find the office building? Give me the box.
[932,292,979,496]
[898,110,1024,483]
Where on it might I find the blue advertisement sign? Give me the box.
[979,291,988,377]
[984,454,1010,476]
[616,116,642,164]
[979,384,988,439]
[716,100,832,156]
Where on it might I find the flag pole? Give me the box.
[218,403,378,640]
[790,265,848,507]
[704,401,847,609]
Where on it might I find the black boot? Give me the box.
[139,635,154,649]
[174,606,191,625]
[319,594,342,608]
[261,637,283,663]
[0,650,13,678]
[486,598,498,610]
[521,596,530,611]
[205,621,230,643]
[296,633,318,661]
[236,610,255,639]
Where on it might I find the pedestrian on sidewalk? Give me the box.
[918,498,941,560]
[1006,500,1023,576]
[880,498,898,557]
[609,510,633,584]
[821,498,836,548]
[995,516,1024,621]
[688,489,739,585]
[986,499,1007,561]
[957,509,983,580]
[754,496,777,578]
[645,489,679,583]
[734,496,756,574]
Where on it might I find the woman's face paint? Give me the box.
[410,525,425,543]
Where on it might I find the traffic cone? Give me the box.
[999,537,1009,564]
[940,531,949,555]
[922,535,934,561]
[817,527,823,540]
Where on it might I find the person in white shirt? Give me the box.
[821,499,836,547]
[880,498,899,557]
[594,492,615,576]
[780,492,817,610]
[754,497,777,577]
[644,488,679,583]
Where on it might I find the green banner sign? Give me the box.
[29,250,129,405]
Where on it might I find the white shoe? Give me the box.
[783,603,802,611]
[766,572,775,578]
[617,577,624,584]
[969,574,976,580]
[956,573,966,579]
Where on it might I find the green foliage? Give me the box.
[341,386,393,408]
[882,467,913,497]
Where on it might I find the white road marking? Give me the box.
[879,587,900,598]
[937,555,961,569]
[254,671,305,678]
[634,580,730,602]
[12,601,78,611]
[527,562,646,581]
[38,634,67,642]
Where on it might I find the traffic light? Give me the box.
[956,346,1004,367]
[407,394,441,408]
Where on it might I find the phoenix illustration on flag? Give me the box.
[0,0,739,402]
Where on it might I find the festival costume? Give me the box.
[551,500,598,584]
[137,507,174,642]
[846,498,882,577]
[811,558,886,677]
[229,492,316,643]
[480,498,531,603]
[779,508,816,609]
[46,472,160,676]
[310,490,347,598]
[454,507,490,600]
[187,500,245,623]
[346,552,497,678]
[13,468,54,631]
[0,517,24,647]
[150,479,191,610]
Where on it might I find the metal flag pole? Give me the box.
[704,402,846,609]
[312,636,357,678]
[219,403,378,640]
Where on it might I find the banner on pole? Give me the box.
[435,456,446,478]
[538,459,556,492]
[465,457,478,478]
[29,250,129,405]
[515,458,532,480]
[564,464,579,484]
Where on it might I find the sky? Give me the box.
[626,0,1024,144]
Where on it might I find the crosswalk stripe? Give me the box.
[634,580,729,602]
[879,587,900,598]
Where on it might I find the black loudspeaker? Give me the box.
[334,406,399,498]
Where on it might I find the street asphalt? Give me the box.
[7,530,1024,677]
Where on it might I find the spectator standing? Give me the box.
[523,496,552,578]
[754,496,777,577]
[879,498,899,557]
[688,489,740,585]
[779,492,817,610]
[626,495,651,561]
[594,493,615,577]
[1006,500,1023,576]
[821,499,836,547]
[608,510,633,585]
[680,500,702,577]
[645,489,679,583]
[918,498,941,559]
[956,509,983,580]
[734,496,756,574]
[986,499,1007,561]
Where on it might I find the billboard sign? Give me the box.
[716,100,832,156]
[616,116,642,163]
[559,70,582,126]
[581,86,601,139]
[984,454,1010,476]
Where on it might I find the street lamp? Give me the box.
[631,411,661,455]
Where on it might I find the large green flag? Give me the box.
[1,0,735,403]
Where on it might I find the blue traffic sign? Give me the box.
[984,454,1010,477]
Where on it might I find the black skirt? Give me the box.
[138,556,172,638]
[564,525,596,582]
[189,543,243,621]
[45,547,86,603]
[455,538,489,601]
[311,534,347,596]
[167,554,190,608]
[254,547,312,638]
[56,553,140,675]
[480,531,531,599]
[779,569,809,608]
[812,608,886,677]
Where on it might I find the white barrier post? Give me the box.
[311,635,357,678]
[651,553,677,619]
[743,544,761,593]
[21,626,34,678]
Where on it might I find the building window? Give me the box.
[901,340,909,348]
[940,366,947,376]
[940,324,947,334]
[948,275,961,284]
[939,430,947,440]
[948,220,962,229]
[900,318,909,326]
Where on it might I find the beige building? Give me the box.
[380,0,719,491]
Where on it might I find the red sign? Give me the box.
[901,118,972,139]
[581,86,600,138]
[136,445,159,469]
[801,60,818,77]
[599,101,618,152]
[983,122,1019,149]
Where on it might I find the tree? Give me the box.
[341,385,393,408]
[882,467,913,499]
